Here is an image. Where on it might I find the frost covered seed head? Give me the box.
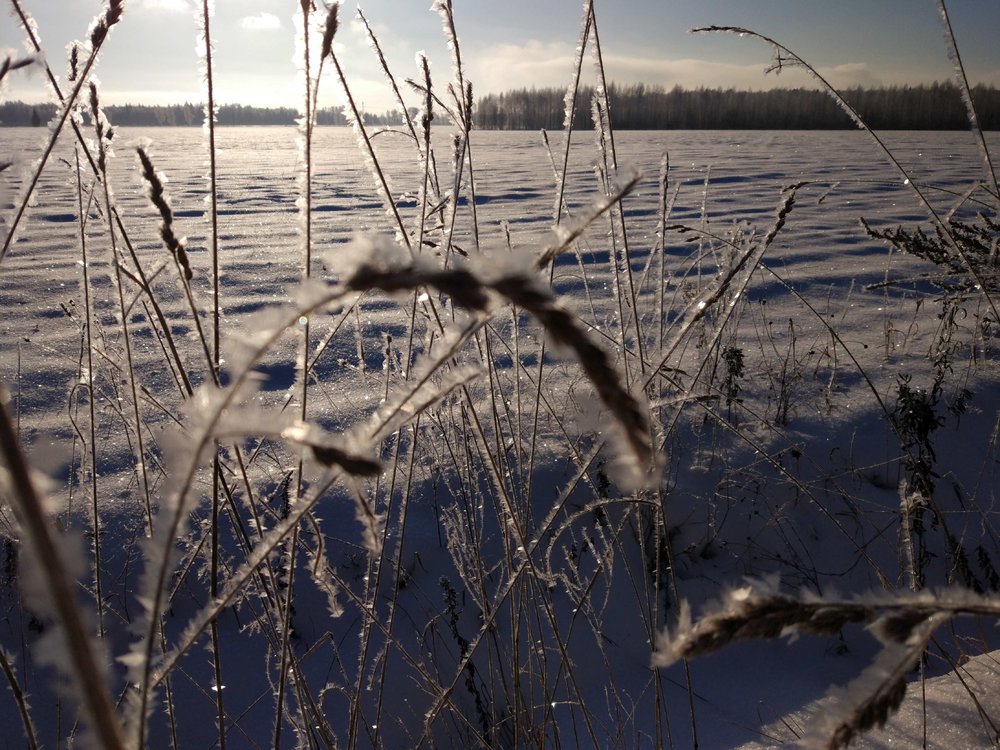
[67,43,81,82]
[89,0,125,49]
[137,147,193,281]
[320,3,340,60]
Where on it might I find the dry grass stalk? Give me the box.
[320,3,339,61]
[655,580,869,667]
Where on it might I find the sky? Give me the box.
[2,0,1000,113]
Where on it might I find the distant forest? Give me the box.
[0,101,408,128]
[475,82,1000,130]
[3,83,999,130]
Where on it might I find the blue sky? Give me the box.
[2,1,999,112]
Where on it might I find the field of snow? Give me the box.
[2,124,999,748]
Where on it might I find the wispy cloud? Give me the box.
[467,40,576,93]
[131,0,191,13]
[239,13,282,32]
[466,40,890,94]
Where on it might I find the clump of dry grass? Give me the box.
[344,251,652,481]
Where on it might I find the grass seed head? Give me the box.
[321,3,339,60]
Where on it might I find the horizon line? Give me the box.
[4,78,996,111]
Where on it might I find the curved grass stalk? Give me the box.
[139,240,651,736]
[692,24,1000,328]
[653,579,1000,750]
[935,0,998,199]
[327,48,412,254]
[344,258,651,476]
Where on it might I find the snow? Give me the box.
[739,648,1000,748]
[1,125,999,747]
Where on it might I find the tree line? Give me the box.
[4,83,998,130]
[0,101,412,127]
[474,82,1000,130]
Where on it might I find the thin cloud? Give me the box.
[240,13,282,32]
[817,63,882,90]
[467,40,576,93]
[467,40,895,94]
[131,0,191,12]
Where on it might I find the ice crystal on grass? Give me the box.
[564,2,593,133]
[195,0,220,170]
[10,2,41,58]
[653,578,873,667]
[936,0,998,193]
[326,233,410,280]
[280,420,380,477]
[431,0,468,125]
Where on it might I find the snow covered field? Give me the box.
[2,121,1000,748]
